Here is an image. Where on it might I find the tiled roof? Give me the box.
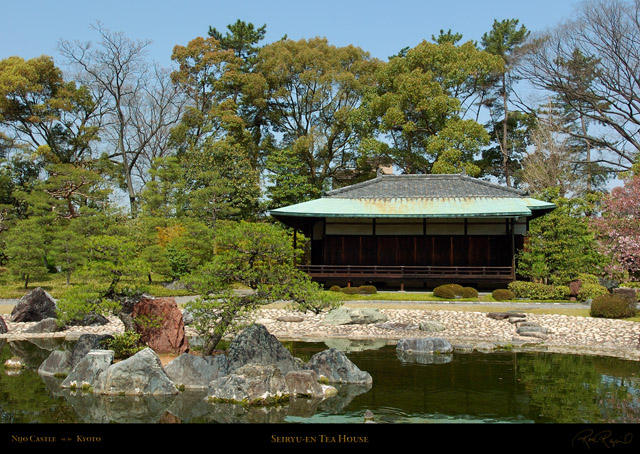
[326,174,527,199]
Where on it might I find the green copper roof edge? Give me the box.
[270,211,532,218]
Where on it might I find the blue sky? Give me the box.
[2,0,580,66]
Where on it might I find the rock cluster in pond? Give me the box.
[10,287,57,322]
[41,324,371,405]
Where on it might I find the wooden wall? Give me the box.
[314,235,522,267]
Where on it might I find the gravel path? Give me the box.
[2,300,640,361]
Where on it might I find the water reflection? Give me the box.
[1,338,640,424]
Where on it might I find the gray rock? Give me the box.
[100,348,178,396]
[227,324,301,375]
[305,348,372,384]
[396,337,453,354]
[284,370,325,398]
[517,325,548,334]
[207,364,289,404]
[10,287,57,322]
[61,350,114,391]
[0,316,7,334]
[476,342,497,352]
[67,312,109,327]
[24,318,63,333]
[517,331,548,340]
[70,334,114,369]
[419,320,445,332]
[164,353,229,389]
[322,307,387,325]
[38,350,72,377]
[452,343,474,353]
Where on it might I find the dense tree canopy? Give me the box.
[1,2,639,327]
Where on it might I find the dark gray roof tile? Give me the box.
[326,174,526,199]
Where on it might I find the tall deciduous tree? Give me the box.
[59,23,183,216]
[519,0,640,174]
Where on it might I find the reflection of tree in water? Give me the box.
[0,341,80,423]
[517,353,640,423]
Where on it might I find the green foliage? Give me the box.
[517,192,606,284]
[590,294,637,319]
[509,281,559,300]
[577,283,609,302]
[55,284,120,326]
[286,281,343,315]
[328,285,342,292]
[492,289,515,301]
[4,218,49,288]
[184,220,326,354]
[460,287,479,298]
[433,284,458,299]
[103,331,145,359]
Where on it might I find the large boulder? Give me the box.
[226,324,301,375]
[132,297,189,354]
[99,348,178,396]
[284,370,328,399]
[70,334,114,369]
[322,307,387,325]
[164,353,229,390]
[10,288,57,322]
[38,350,72,377]
[23,318,63,334]
[305,348,372,384]
[207,364,289,405]
[61,350,114,391]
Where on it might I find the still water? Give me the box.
[1,338,639,424]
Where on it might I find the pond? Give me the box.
[2,337,640,427]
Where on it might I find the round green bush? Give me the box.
[433,285,457,299]
[328,285,342,292]
[590,294,637,319]
[358,285,378,294]
[340,287,361,295]
[577,283,609,302]
[460,287,479,298]
[492,289,515,301]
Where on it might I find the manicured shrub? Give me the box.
[328,285,342,292]
[576,283,609,302]
[358,285,378,294]
[340,287,361,295]
[508,281,570,300]
[552,285,571,301]
[492,289,515,301]
[590,294,637,319]
[433,285,457,299]
[460,287,479,298]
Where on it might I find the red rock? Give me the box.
[569,279,582,297]
[132,297,189,354]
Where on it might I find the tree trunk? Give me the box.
[502,73,511,187]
